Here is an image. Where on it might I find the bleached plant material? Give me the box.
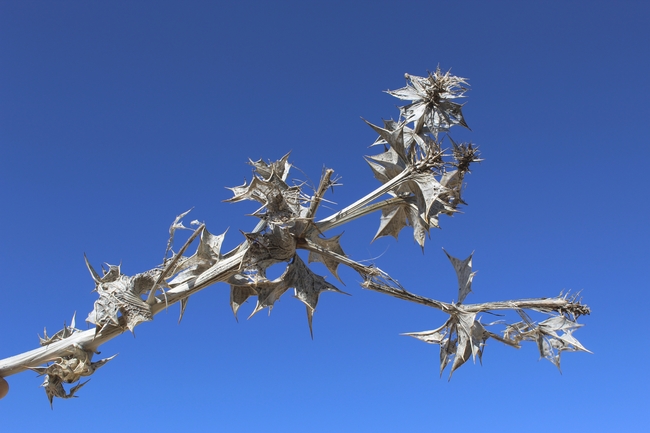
[0,68,590,406]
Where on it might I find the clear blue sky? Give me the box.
[1,1,648,431]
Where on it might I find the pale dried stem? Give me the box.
[362,281,452,312]
[146,223,206,305]
[305,169,334,220]
[363,281,590,318]
[0,166,296,379]
[315,196,406,233]
[316,169,411,232]
[0,248,247,378]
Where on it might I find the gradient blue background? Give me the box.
[1,1,648,431]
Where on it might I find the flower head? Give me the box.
[387,67,470,133]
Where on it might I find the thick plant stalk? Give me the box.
[0,248,248,378]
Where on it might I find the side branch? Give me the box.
[363,280,590,318]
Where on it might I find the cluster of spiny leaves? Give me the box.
[224,153,348,335]
[29,68,590,406]
[33,315,115,407]
[401,251,590,378]
[221,68,483,330]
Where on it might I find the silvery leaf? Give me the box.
[307,233,346,281]
[364,120,408,162]
[402,319,450,344]
[288,255,346,336]
[410,172,448,218]
[449,312,476,378]
[248,268,293,318]
[248,152,291,180]
[373,204,408,242]
[443,249,476,303]
[229,284,257,320]
[165,208,193,258]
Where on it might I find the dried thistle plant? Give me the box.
[0,68,590,405]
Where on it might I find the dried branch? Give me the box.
[0,68,590,406]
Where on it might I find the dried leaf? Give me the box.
[387,68,470,132]
[307,233,346,281]
[39,313,80,346]
[536,315,591,370]
[499,313,590,372]
[178,298,188,324]
[116,288,153,333]
[235,254,345,336]
[229,283,257,320]
[248,152,291,180]
[365,130,452,249]
[365,146,408,189]
[87,269,153,334]
[197,227,226,262]
[248,269,293,318]
[165,208,193,258]
[131,269,162,297]
[470,320,490,364]
[166,227,227,286]
[440,337,454,377]
[449,312,476,378]
[286,255,347,337]
[373,204,408,242]
[242,225,296,270]
[84,253,101,284]
[371,198,429,248]
[31,349,116,408]
[405,311,490,379]
[410,172,448,218]
[443,249,476,303]
[402,319,450,344]
[41,375,89,408]
[227,171,303,223]
[364,120,408,162]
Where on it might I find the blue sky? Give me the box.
[1,0,648,431]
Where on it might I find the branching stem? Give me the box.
[316,168,411,232]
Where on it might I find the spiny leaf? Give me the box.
[227,171,304,223]
[402,319,450,344]
[410,172,447,218]
[248,152,291,180]
[242,225,296,270]
[371,199,429,248]
[166,227,227,286]
[470,320,490,364]
[365,146,407,187]
[229,279,257,321]
[288,255,347,337]
[84,253,101,284]
[31,349,116,408]
[178,298,189,324]
[364,119,408,162]
[373,204,408,242]
[41,375,89,408]
[165,208,193,258]
[248,269,293,318]
[39,313,80,346]
[443,249,476,303]
[307,233,346,281]
[449,312,476,378]
[387,68,470,132]
[86,271,153,334]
